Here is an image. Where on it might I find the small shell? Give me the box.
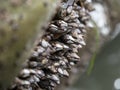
[41,58,48,65]
[79,8,86,17]
[31,51,39,57]
[28,61,38,68]
[57,20,68,27]
[29,69,36,74]
[41,39,50,48]
[35,70,45,77]
[48,66,57,73]
[68,22,79,27]
[72,47,79,53]
[66,52,80,62]
[63,16,70,21]
[19,69,30,78]
[55,43,63,49]
[59,60,66,66]
[71,44,82,49]
[63,58,69,63]
[63,35,75,44]
[49,24,58,33]
[49,21,68,34]
[28,75,40,83]
[54,62,60,66]
[50,81,57,87]
[63,70,69,77]
[37,46,45,54]
[71,29,81,38]
[15,77,30,85]
[79,40,86,45]
[81,15,90,21]
[67,6,73,14]
[48,75,60,84]
[52,42,69,51]
[71,53,80,59]
[70,62,75,66]
[65,35,75,41]
[58,68,64,75]
[70,10,79,19]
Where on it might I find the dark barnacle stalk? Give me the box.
[9,0,93,90]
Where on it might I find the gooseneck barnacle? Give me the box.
[9,0,93,90]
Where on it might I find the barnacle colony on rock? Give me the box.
[9,0,93,90]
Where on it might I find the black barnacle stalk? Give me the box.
[9,0,93,90]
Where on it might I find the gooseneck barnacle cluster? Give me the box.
[9,0,93,90]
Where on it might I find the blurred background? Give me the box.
[0,0,120,90]
[66,0,120,90]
